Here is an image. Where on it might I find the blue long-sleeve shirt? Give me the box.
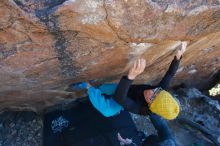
[87,84,123,117]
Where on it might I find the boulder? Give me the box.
[0,0,220,111]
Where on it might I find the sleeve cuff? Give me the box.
[123,76,134,82]
[174,55,182,61]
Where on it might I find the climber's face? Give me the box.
[144,89,153,104]
[144,88,162,105]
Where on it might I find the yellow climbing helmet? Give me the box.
[149,90,180,120]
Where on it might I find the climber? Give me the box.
[68,42,186,146]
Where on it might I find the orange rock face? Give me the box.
[0,0,220,112]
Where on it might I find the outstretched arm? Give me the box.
[159,41,187,90]
[113,76,142,114]
[113,59,146,114]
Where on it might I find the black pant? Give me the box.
[43,98,143,146]
[142,113,176,146]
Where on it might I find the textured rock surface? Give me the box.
[0,0,220,111]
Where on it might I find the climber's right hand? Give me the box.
[176,41,187,60]
[128,59,146,80]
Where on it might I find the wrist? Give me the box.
[175,55,181,60]
[128,75,136,80]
